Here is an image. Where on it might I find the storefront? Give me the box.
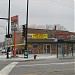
[56,40,75,58]
[12,28,75,55]
[43,44,51,53]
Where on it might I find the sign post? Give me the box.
[11,15,18,57]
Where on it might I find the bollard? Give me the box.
[34,55,37,59]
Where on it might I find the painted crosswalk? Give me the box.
[0,62,18,75]
[0,61,74,75]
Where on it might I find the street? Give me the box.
[0,58,75,75]
[0,0,74,75]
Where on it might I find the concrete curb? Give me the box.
[0,54,74,62]
[0,57,57,62]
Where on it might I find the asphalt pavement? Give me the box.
[9,58,75,75]
[0,53,75,75]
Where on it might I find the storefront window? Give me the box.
[33,44,38,48]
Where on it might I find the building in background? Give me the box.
[10,25,75,54]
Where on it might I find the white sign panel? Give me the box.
[11,15,18,31]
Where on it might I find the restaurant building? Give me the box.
[11,28,75,54]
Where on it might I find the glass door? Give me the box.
[43,44,51,53]
[47,45,50,53]
[43,45,47,53]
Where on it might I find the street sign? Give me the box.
[11,15,18,31]
[5,38,12,45]
[11,23,17,31]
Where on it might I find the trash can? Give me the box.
[34,55,37,59]
[24,51,28,58]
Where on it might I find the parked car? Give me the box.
[1,49,6,53]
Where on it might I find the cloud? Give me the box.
[0,0,74,42]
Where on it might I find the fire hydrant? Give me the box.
[34,55,37,59]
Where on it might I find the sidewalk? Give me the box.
[0,53,74,62]
[0,54,56,61]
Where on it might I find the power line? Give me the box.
[50,0,74,9]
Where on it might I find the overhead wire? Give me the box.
[50,0,74,9]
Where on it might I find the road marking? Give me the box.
[19,73,37,75]
[19,68,75,75]
[16,62,75,67]
[64,68,75,71]
[0,62,18,75]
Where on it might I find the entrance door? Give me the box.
[58,44,64,57]
[47,45,50,53]
[43,44,51,53]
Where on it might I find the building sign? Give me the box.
[11,15,18,31]
[55,33,70,38]
[32,34,48,39]
[27,34,32,38]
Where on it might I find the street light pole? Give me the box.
[8,0,10,35]
[0,0,10,58]
[6,0,10,58]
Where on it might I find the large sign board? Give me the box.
[32,34,48,39]
[11,15,18,31]
[27,34,48,39]
[55,33,70,38]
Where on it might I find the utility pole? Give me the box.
[0,0,10,58]
[25,0,29,50]
[24,0,29,58]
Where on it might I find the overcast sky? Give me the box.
[0,0,74,42]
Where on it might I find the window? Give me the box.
[33,44,38,48]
